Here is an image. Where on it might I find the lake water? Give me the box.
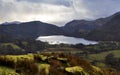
[36,35,98,45]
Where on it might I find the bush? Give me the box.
[0,56,15,68]
[16,59,38,75]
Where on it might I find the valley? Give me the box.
[0,11,120,75]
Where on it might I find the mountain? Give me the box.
[62,20,100,37]
[85,12,120,41]
[62,18,109,37]
[62,11,120,41]
[0,11,120,41]
[0,21,63,39]
[2,21,21,25]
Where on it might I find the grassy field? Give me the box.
[88,50,120,61]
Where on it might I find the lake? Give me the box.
[36,35,98,45]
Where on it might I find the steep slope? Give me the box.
[62,19,107,37]
[85,12,120,41]
[62,20,99,37]
[62,11,120,38]
[0,21,63,39]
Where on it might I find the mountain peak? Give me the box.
[2,21,21,25]
[114,11,120,15]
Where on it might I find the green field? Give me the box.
[88,50,120,61]
[1,43,22,50]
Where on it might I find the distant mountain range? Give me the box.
[62,11,120,41]
[84,12,120,41]
[0,21,63,39]
[0,11,120,41]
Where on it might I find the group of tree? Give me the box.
[105,53,120,71]
[71,41,120,53]
[0,35,50,54]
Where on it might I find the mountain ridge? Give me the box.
[0,11,120,41]
[0,21,64,39]
[85,11,120,41]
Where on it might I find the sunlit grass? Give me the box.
[1,43,22,50]
[38,64,50,75]
[0,66,19,75]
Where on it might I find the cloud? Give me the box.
[83,0,120,18]
[16,0,71,7]
[0,0,120,26]
[0,0,73,26]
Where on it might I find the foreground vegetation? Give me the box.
[0,53,119,75]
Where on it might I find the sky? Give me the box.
[0,0,120,26]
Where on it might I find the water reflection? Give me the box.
[36,35,98,45]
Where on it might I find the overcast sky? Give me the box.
[0,0,120,26]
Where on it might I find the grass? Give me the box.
[88,50,120,61]
[1,43,22,50]
[0,66,19,75]
[57,57,67,61]
[65,66,83,73]
[38,64,50,75]
[65,66,89,75]
[44,48,83,54]
[7,54,34,59]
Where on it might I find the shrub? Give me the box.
[16,59,38,75]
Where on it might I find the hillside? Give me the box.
[62,11,120,40]
[62,19,101,37]
[85,12,120,41]
[0,21,63,39]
